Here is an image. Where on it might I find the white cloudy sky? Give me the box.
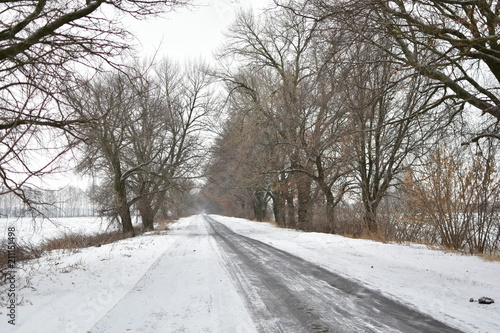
[128,0,274,61]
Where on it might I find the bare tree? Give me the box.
[404,142,500,253]
[69,72,138,234]
[125,60,213,230]
[337,34,446,234]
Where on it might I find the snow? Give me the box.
[1,226,173,332]
[90,217,256,333]
[1,215,499,332]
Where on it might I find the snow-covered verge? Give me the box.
[213,215,500,333]
[0,217,176,333]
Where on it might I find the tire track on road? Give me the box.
[206,215,463,333]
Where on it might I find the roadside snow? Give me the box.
[213,215,500,333]
[0,220,175,333]
[1,215,499,332]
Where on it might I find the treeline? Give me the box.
[0,186,96,218]
[201,1,500,254]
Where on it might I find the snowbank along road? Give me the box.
[90,215,464,333]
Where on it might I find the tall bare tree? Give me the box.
[338,35,446,234]
[69,72,138,234]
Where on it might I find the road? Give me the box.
[90,215,463,333]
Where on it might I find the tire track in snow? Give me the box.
[89,217,257,333]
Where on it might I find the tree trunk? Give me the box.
[271,190,286,227]
[115,185,134,235]
[138,196,155,231]
[113,160,134,236]
[296,174,313,231]
[325,190,336,234]
[252,191,267,222]
[363,198,378,234]
[286,191,296,229]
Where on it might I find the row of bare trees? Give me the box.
[202,1,500,254]
[0,186,96,218]
[0,1,220,234]
[66,60,213,234]
[1,0,499,253]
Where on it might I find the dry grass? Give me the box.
[361,230,388,243]
[2,221,171,268]
[337,231,388,243]
[0,240,43,284]
[477,252,500,262]
[0,240,43,268]
[0,227,140,284]
[0,221,176,286]
[40,230,132,252]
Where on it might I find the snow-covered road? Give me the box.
[90,215,462,332]
[2,214,499,332]
[90,216,256,332]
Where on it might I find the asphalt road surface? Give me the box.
[206,215,462,333]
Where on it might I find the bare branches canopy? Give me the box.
[0,0,191,210]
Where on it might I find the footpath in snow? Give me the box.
[0,215,498,332]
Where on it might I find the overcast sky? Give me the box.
[128,0,273,62]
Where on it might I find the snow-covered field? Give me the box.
[0,215,499,332]
[0,216,125,246]
[0,216,174,333]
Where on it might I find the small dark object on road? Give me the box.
[470,297,495,304]
[478,297,495,304]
